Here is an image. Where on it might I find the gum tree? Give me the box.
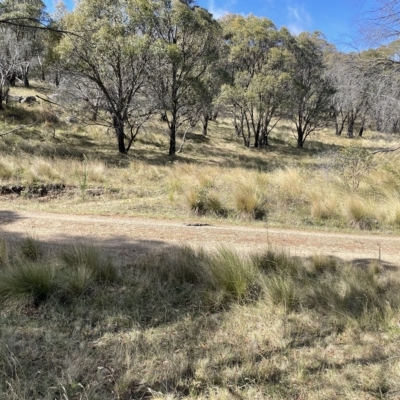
[145,0,222,155]
[221,15,292,148]
[286,32,334,148]
[56,0,154,154]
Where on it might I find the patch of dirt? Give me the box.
[0,210,399,267]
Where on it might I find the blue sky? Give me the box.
[44,0,377,50]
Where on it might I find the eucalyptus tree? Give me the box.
[0,0,48,90]
[360,43,400,133]
[56,0,154,154]
[220,15,292,148]
[144,0,223,155]
[326,52,371,137]
[285,32,334,148]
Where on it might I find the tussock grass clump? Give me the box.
[234,183,267,220]
[310,254,338,274]
[0,159,13,179]
[20,236,43,261]
[0,262,55,305]
[185,183,226,216]
[344,196,376,230]
[29,158,61,182]
[253,248,299,276]
[143,245,211,287]
[0,238,9,267]
[272,167,306,204]
[60,243,118,285]
[310,196,339,220]
[205,247,259,300]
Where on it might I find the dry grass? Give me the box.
[1,81,400,232]
[1,238,400,399]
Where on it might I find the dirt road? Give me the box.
[1,210,399,267]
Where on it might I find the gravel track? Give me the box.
[1,210,399,267]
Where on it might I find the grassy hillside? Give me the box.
[2,83,400,399]
[1,82,400,233]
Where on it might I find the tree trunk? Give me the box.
[260,129,269,148]
[169,123,176,155]
[347,118,354,138]
[347,110,357,138]
[22,63,30,87]
[55,71,60,87]
[334,109,347,136]
[113,116,127,154]
[202,113,209,136]
[358,124,364,137]
[297,127,304,148]
[254,127,260,148]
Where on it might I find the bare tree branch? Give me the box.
[372,145,400,154]
[0,121,37,137]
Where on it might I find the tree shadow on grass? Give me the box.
[0,210,25,226]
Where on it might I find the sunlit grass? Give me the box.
[1,89,400,232]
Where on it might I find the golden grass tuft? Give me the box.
[0,158,13,179]
[344,196,376,230]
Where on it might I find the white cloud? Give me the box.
[286,5,312,35]
[208,0,231,19]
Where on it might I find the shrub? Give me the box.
[334,144,374,192]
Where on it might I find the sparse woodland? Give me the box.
[3,0,400,399]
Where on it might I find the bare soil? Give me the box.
[1,210,399,268]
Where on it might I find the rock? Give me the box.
[20,96,37,104]
[65,116,79,124]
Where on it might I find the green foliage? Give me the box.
[220,15,291,148]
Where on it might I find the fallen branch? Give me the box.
[0,121,37,137]
[372,146,400,154]
[36,95,61,107]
